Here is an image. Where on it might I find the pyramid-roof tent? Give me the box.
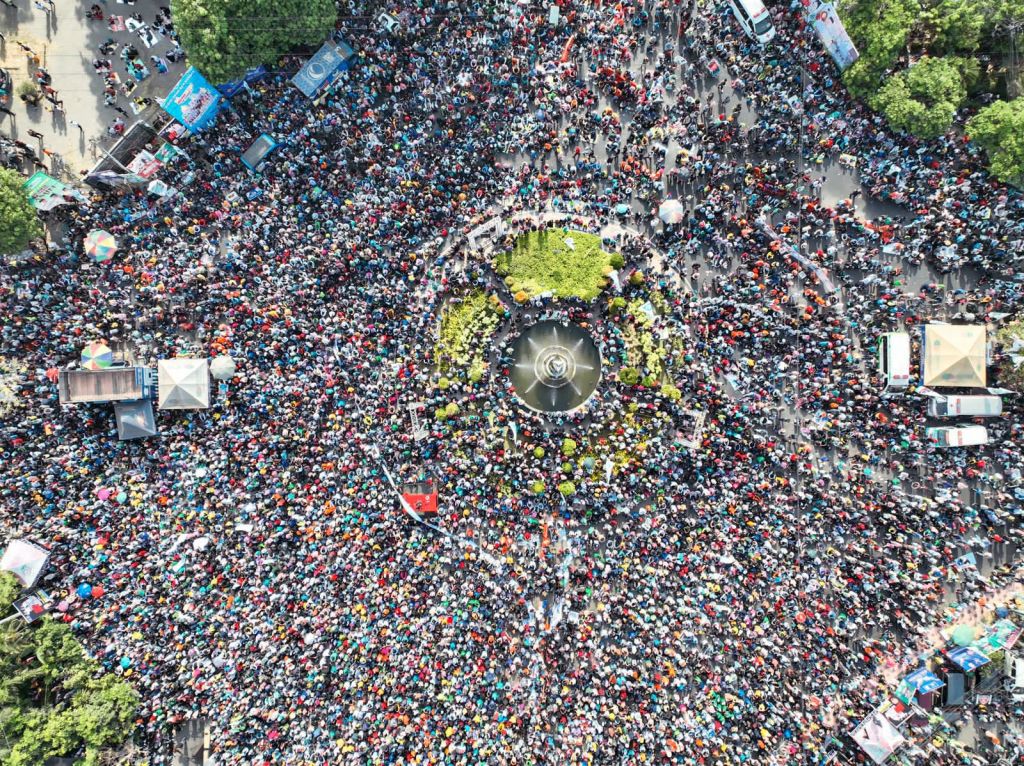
[922,324,986,388]
[158,358,210,409]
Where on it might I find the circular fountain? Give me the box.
[509,321,602,413]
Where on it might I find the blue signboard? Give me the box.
[291,40,354,98]
[161,67,221,131]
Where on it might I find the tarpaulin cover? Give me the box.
[922,324,986,387]
[945,645,991,672]
[973,619,1022,654]
[114,399,158,440]
[850,711,906,765]
[0,539,50,587]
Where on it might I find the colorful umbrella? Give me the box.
[84,230,118,262]
[81,342,113,370]
[658,199,685,224]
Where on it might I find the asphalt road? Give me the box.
[0,0,185,177]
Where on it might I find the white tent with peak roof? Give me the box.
[158,358,210,409]
[922,324,986,388]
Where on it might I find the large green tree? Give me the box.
[967,98,1024,185]
[0,573,140,766]
[171,0,338,83]
[839,0,918,98]
[869,56,970,137]
[0,168,42,257]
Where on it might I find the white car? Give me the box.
[375,11,402,36]
[728,0,776,43]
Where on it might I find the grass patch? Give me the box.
[494,228,619,301]
[435,291,502,379]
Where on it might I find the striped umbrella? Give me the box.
[81,342,114,370]
[84,230,118,262]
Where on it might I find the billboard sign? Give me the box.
[161,67,221,131]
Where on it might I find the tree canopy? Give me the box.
[870,56,970,138]
[0,573,139,766]
[967,98,1024,185]
[171,0,338,83]
[838,0,1022,142]
[0,168,42,257]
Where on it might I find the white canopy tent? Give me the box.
[158,358,210,409]
[921,324,986,388]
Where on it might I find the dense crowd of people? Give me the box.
[3,0,1024,763]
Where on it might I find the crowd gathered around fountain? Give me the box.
[4,0,1024,763]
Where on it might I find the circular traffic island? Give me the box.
[509,320,601,414]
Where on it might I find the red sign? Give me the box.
[401,492,437,515]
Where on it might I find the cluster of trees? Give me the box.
[0,168,42,257]
[170,0,337,83]
[0,574,139,766]
[839,0,1024,181]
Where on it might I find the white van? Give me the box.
[878,332,911,392]
[728,0,776,43]
[925,425,989,448]
[927,395,1003,418]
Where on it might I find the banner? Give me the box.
[161,67,221,131]
[0,539,50,587]
[809,2,859,72]
[401,492,438,515]
[128,149,162,178]
[23,172,87,211]
[13,590,53,623]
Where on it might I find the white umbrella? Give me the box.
[210,354,236,381]
[658,199,685,224]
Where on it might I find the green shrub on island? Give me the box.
[494,229,620,301]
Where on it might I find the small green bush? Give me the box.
[557,481,576,497]
[438,376,451,390]
[530,480,546,494]
[629,270,644,287]
[445,402,460,418]
[618,367,640,386]
[660,384,682,401]
[610,252,625,269]
[561,438,577,456]
[533,447,545,459]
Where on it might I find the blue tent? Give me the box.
[241,134,280,171]
[902,667,945,695]
[945,646,990,673]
